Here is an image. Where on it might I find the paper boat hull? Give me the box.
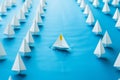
[103,44,112,47]
[13,70,26,75]
[28,43,34,47]
[31,32,39,35]
[52,46,70,51]
[12,26,20,29]
[4,35,14,38]
[0,12,7,16]
[0,56,6,60]
[115,67,120,70]
[93,32,102,35]
[20,52,31,57]
[19,19,26,23]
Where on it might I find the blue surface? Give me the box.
[0,0,120,80]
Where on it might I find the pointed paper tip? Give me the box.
[105,30,108,34]
[59,34,63,41]
[17,53,20,56]
[8,75,12,80]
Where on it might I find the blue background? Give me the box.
[0,0,120,80]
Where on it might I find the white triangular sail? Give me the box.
[92,20,102,35]
[102,31,112,47]
[86,11,95,25]
[11,15,20,28]
[94,39,105,58]
[18,9,26,22]
[80,0,86,9]
[114,53,120,70]
[41,0,46,4]
[38,4,44,15]
[102,2,110,14]
[0,3,7,15]
[8,75,12,80]
[4,24,15,38]
[93,0,99,8]
[84,5,90,15]
[0,42,6,59]
[11,0,16,6]
[52,34,70,50]
[40,0,46,9]
[26,0,32,6]
[22,3,29,15]
[19,39,31,54]
[24,0,31,9]
[30,20,40,35]
[11,53,26,73]
[113,8,120,21]
[77,0,81,4]
[25,31,34,46]
[4,0,12,9]
[112,0,119,6]
[115,16,120,29]
[35,12,42,25]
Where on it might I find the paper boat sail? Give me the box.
[22,3,29,15]
[93,0,99,8]
[18,9,26,22]
[8,76,12,80]
[38,4,44,15]
[115,16,120,29]
[0,3,7,15]
[92,20,102,35]
[113,8,120,21]
[80,0,86,9]
[52,34,70,50]
[84,5,90,16]
[30,20,40,35]
[0,42,6,59]
[40,0,46,9]
[112,0,119,6]
[4,0,12,9]
[102,31,112,47]
[114,53,120,70]
[11,53,26,74]
[11,0,16,6]
[4,23,15,38]
[35,12,42,25]
[94,39,105,58]
[19,39,31,56]
[25,31,34,46]
[77,0,81,4]
[102,2,110,14]
[24,0,31,9]
[11,15,20,28]
[86,11,95,25]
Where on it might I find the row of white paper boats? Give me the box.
[2,0,120,80]
[0,0,47,80]
[2,0,44,38]
[0,0,70,79]
[78,0,120,29]
[78,0,120,10]
[76,0,120,80]
[0,0,16,16]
